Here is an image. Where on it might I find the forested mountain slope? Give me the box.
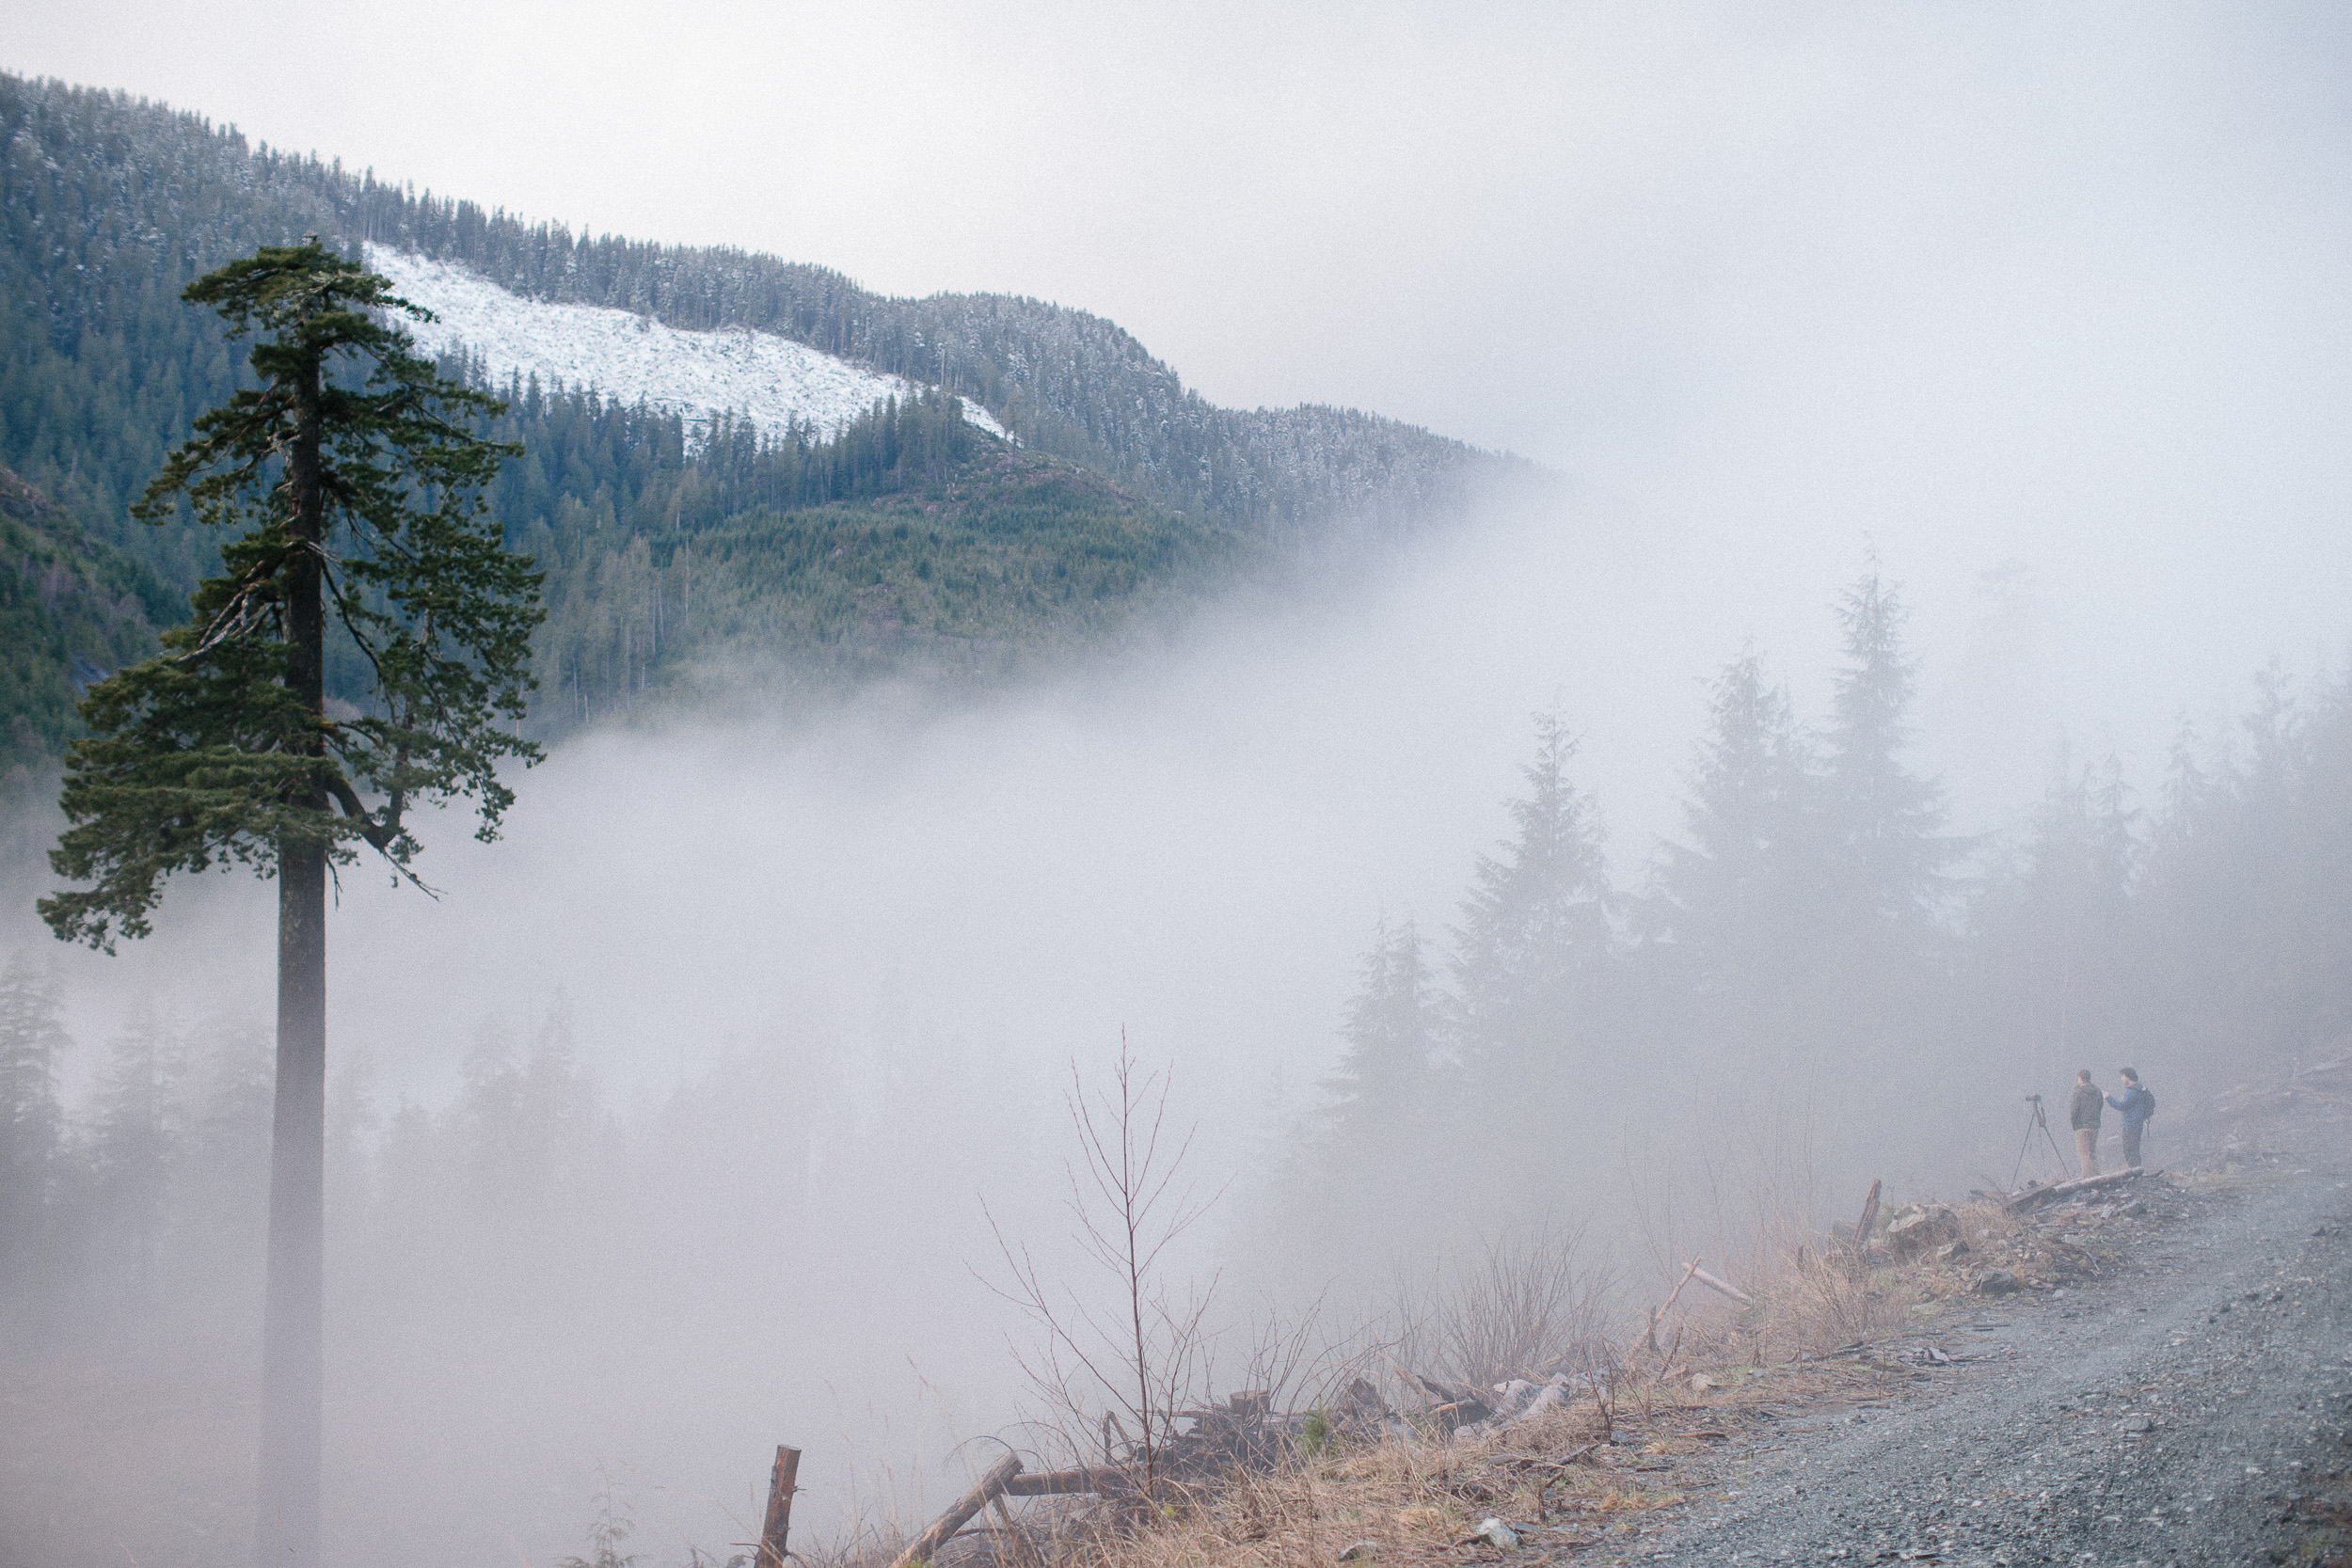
[0,467,167,771]
[0,71,1518,744]
[498,388,1264,722]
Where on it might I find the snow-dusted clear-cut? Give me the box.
[365,245,1009,446]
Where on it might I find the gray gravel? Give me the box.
[1611,1163,2352,1567]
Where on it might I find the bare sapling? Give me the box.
[988,1035,1220,1505]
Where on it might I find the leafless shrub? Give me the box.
[986,1037,1221,1501]
[1394,1224,1613,1389]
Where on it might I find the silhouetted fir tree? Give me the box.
[1446,711,1620,1203]
[2151,715,2208,861]
[1821,564,1956,942]
[1973,752,2138,1089]
[2294,667,2352,1051]
[1246,914,1454,1283]
[37,239,542,1568]
[1452,712,1612,1047]
[173,1019,275,1316]
[322,1049,379,1253]
[1323,916,1443,1148]
[0,951,69,1307]
[1651,649,1818,994]
[454,1018,529,1212]
[2149,663,2352,1069]
[85,1003,186,1310]
[449,997,606,1229]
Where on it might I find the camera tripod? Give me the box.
[2011,1093,2073,1188]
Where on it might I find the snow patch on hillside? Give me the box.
[365,245,1009,445]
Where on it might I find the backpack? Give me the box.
[2139,1086,2155,1118]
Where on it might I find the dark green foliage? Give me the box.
[0,71,1510,763]
[39,240,542,950]
[0,77,333,590]
[500,389,1263,727]
[0,67,1504,548]
[0,467,173,768]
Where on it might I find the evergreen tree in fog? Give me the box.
[173,1020,275,1323]
[1972,752,2138,1091]
[0,953,68,1312]
[1452,710,1613,1053]
[2136,662,2352,1067]
[1652,649,1818,996]
[37,240,543,1568]
[86,1004,186,1311]
[1821,564,1956,944]
[1448,711,1618,1203]
[1266,915,1452,1271]
[1324,916,1442,1148]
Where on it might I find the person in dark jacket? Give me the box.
[2069,1069,2103,1178]
[2106,1068,2154,1170]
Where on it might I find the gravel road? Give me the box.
[1613,1160,2352,1567]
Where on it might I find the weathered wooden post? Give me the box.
[757,1446,802,1568]
[1855,1179,1883,1247]
[1847,1178,1883,1277]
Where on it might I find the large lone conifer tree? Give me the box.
[39,239,543,1568]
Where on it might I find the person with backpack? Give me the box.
[2106,1068,2156,1170]
[2069,1069,2104,1177]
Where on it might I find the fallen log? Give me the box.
[889,1454,1024,1568]
[988,1492,1037,1568]
[2004,1166,2158,1213]
[1647,1256,1706,1350]
[1689,1265,1754,1307]
[1002,1466,1124,1497]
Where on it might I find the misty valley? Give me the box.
[4,43,2351,1568]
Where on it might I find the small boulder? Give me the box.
[1974,1269,2022,1297]
[1489,1379,1539,1417]
[1690,1373,1718,1392]
[1934,1239,1971,1264]
[1505,1384,1570,1424]
[1886,1204,1961,1257]
[1339,1543,1381,1562]
[1472,1518,1518,1550]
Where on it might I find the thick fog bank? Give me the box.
[29,473,2337,1113]
[4,471,2344,1566]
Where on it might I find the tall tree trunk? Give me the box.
[259,349,328,1568]
[259,840,326,1568]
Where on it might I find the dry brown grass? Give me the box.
[975,1354,1913,1568]
[948,1122,2128,1568]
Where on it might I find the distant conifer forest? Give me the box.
[0,71,1524,760]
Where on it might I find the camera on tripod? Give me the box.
[2012,1092,2066,1185]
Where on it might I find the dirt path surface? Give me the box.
[1610,1161,2352,1567]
